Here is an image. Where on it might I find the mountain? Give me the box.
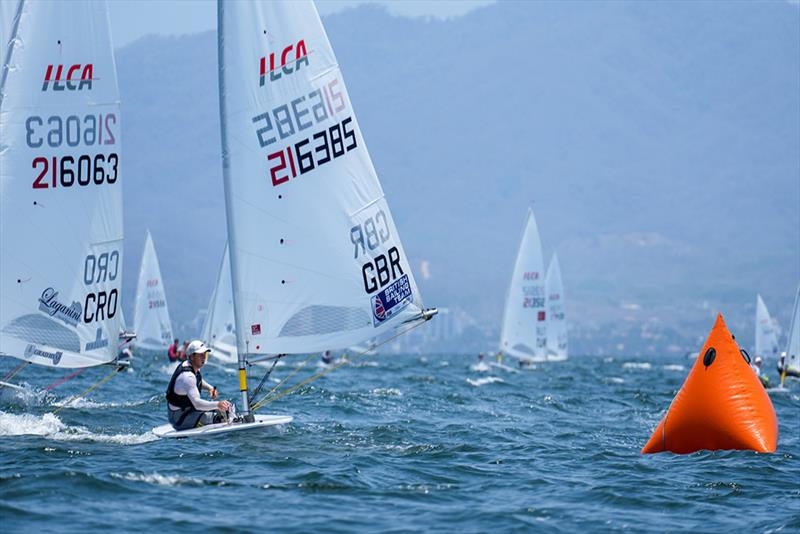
[116,1,800,355]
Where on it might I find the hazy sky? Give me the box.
[108,0,494,47]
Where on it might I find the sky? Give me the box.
[108,0,495,47]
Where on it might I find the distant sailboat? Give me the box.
[153,0,435,438]
[132,231,173,353]
[781,286,800,378]
[0,1,124,371]
[545,254,568,361]
[201,244,237,365]
[499,208,547,364]
[754,294,779,360]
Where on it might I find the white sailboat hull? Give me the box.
[152,414,293,439]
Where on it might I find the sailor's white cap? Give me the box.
[186,339,211,357]
[755,356,763,364]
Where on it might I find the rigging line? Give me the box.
[250,353,316,411]
[52,366,121,415]
[249,354,283,402]
[0,361,29,387]
[43,368,86,392]
[251,317,428,412]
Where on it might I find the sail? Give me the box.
[132,231,173,351]
[499,208,547,362]
[201,244,238,364]
[785,286,800,373]
[754,294,779,359]
[218,0,425,356]
[1,1,20,73]
[0,0,123,368]
[545,254,568,361]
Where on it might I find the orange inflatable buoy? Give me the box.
[642,313,778,454]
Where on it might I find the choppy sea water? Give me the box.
[1,354,798,533]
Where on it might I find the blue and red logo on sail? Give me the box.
[371,274,412,327]
[42,64,94,91]
[373,295,386,321]
[259,39,309,86]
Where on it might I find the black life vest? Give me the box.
[166,362,203,409]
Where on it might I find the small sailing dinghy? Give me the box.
[132,231,174,354]
[779,285,800,379]
[754,294,779,361]
[499,208,547,365]
[545,254,568,361]
[200,243,238,365]
[152,0,435,439]
[0,0,125,383]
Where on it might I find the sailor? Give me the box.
[166,340,231,430]
[751,356,770,388]
[321,350,333,365]
[168,338,180,362]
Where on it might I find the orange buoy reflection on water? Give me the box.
[642,313,778,454]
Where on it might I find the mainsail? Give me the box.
[218,0,427,359]
[132,231,173,352]
[201,243,238,364]
[545,254,568,361]
[784,286,800,374]
[754,294,779,360]
[499,208,547,362]
[0,0,123,368]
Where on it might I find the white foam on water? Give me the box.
[470,362,491,373]
[51,396,153,409]
[662,364,686,371]
[467,376,505,387]
[370,388,402,397]
[606,377,625,384]
[622,362,652,370]
[0,410,157,444]
[110,472,204,486]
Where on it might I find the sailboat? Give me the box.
[754,294,779,360]
[499,208,547,365]
[780,285,800,378]
[153,0,435,438]
[200,243,238,365]
[132,231,173,353]
[545,254,568,361]
[0,1,124,376]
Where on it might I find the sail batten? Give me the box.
[218,0,424,357]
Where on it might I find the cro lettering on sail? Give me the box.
[371,274,412,327]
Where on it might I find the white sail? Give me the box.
[499,208,547,362]
[132,231,173,352]
[545,254,568,361]
[0,0,123,368]
[218,0,425,357]
[754,294,779,360]
[1,1,20,72]
[785,286,800,374]
[201,244,238,364]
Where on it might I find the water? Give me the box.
[1,354,798,532]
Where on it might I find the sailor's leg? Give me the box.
[169,407,213,430]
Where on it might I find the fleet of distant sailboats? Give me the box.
[498,208,568,365]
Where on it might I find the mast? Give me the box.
[216,0,252,418]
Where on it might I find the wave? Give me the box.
[662,364,686,371]
[110,472,206,486]
[0,410,157,444]
[466,377,504,387]
[622,362,652,370]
